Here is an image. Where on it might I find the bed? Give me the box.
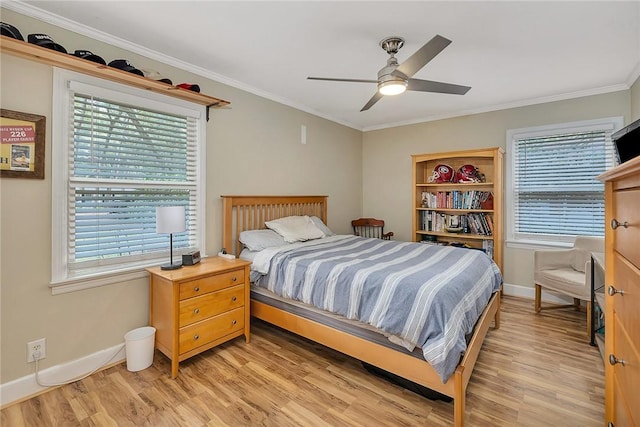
[221,195,501,427]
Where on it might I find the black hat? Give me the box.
[27,33,67,53]
[176,83,200,93]
[108,59,144,76]
[72,50,106,65]
[1,22,24,41]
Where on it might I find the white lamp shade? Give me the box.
[156,206,186,234]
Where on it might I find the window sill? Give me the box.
[506,239,573,251]
[49,260,163,295]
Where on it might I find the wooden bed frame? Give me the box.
[221,195,500,427]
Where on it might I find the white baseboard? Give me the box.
[502,282,574,304]
[0,343,126,408]
[0,283,570,408]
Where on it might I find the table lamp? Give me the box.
[156,206,186,270]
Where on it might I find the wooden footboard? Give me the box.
[251,291,500,427]
[221,195,501,427]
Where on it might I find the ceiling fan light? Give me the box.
[378,80,407,96]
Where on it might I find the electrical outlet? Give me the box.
[27,338,46,363]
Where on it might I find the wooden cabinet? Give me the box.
[412,148,504,271]
[598,156,640,427]
[146,257,251,378]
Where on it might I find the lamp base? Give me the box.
[160,262,183,270]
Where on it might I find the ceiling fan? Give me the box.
[307,35,471,111]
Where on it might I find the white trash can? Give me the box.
[124,326,156,372]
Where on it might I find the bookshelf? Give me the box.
[412,147,504,271]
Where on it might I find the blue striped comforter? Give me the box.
[252,235,502,382]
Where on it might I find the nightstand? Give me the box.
[146,257,251,378]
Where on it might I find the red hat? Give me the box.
[176,83,200,93]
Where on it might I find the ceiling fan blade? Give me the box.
[407,78,471,95]
[360,92,384,111]
[393,34,452,79]
[307,77,377,84]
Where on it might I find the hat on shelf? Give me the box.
[1,22,24,41]
[72,50,106,65]
[176,83,200,93]
[27,33,67,53]
[142,69,173,85]
[108,59,144,76]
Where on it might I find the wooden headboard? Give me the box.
[221,195,328,256]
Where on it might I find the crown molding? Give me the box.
[363,83,630,132]
[4,1,636,133]
[2,1,362,131]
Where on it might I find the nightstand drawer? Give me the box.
[612,188,640,267]
[179,307,245,354]
[179,269,245,300]
[179,284,245,327]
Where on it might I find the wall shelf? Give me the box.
[0,35,230,114]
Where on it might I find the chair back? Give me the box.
[351,218,391,240]
[572,236,605,272]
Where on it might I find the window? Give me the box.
[52,69,206,293]
[506,117,622,248]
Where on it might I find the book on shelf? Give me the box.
[420,191,494,210]
[482,240,494,258]
[420,210,493,236]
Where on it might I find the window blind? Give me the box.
[68,93,197,269]
[512,129,617,239]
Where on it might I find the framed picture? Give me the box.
[0,109,46,179]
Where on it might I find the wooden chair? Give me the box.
[351,218,394,240]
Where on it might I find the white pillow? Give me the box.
[265,215,324,243]
[239,229,287,251]
[310,216,335,236]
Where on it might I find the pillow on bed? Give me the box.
[265,215,325,243]
[310,216,335,236]
[239,229,287,251]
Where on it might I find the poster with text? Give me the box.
[1,117,37,172]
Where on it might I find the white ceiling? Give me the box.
[12,1,640,130]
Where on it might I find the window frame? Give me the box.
[505,116,622,250]
[51,68,207,294]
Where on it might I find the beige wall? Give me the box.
[362,91,631,289]
[0,9,362,383]
[631,74,640,121]
[1,6,637,389]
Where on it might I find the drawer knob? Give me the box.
[194,286,200,292]
[194,334,200,341]
[609,354,625,366]
[193,308,200,314]
[232,296,237,302]
[608,285,624,296]
[232,320,237,325]
[608,423,614,427]
[610,219,628,229]
[232,277,237,282]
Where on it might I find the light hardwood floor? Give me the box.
[1,296,604,426]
